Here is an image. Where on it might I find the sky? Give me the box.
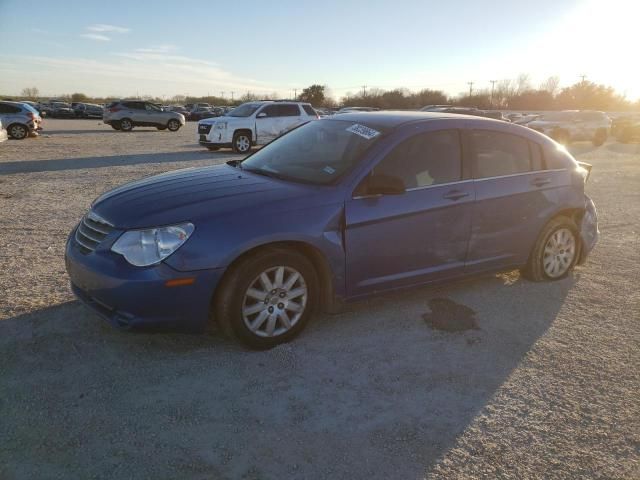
[0,0,637,101]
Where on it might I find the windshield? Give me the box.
[22,104,39,114]
[228,103,262,117]
[54,102,70,108]
[240,120,386,185]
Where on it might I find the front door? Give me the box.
[345,129,473,297]
[255,104,281,144]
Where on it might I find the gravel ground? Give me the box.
[0,119,638,479]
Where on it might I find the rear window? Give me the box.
[278,104,300,117]
[22,104,39,114]
[471,130,531,178]
[302,105,317,116]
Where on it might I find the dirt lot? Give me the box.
[1,119,638,479]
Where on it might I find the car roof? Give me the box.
[326,110,498,128]
[0,101,27,107]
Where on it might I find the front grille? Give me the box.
[198,123,212,134]
[75,211,114,254]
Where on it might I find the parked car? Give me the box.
[197,101,319,153]
[74,103,104,118]
[188,107,217,122]
[514,114,541,125]
[103,100,185,131]
[338,106,379,113]
[66,111,598,348]
[20,100,45,116]
[0,118,8,143]
[480,110,509,121]
[0,101,42,139]
[527,110,611,146]
[611,114,640,143]
[50,102,75,118]
[420,104,454,112]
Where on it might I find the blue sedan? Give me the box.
[65,112,598,348]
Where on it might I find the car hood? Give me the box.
[91,164,328,229]
[199,115,245,125]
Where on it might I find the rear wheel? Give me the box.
[522,216,580,281]
[232,131,252,154]
[213,248,318,349]
[167,119,181,132]
[592,128,607,146]
[551,129,570,145]
[8,123,28,140]
[119,118,133,131]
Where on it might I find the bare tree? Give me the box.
[539,76,560,96]
[21,87,39,100]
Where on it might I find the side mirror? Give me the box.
[256,112,267,118]
[362,174,405,196]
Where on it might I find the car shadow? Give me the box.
[0,150,240,175]
[0,271,575,479]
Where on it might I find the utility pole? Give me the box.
[490,80,497,108]
[294,89,297,100]
[361,85,367,97]
[467,82,474,97]
[579,74,587,83]
[230,91,234,102]
[220,91,225,99]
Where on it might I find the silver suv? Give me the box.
[0,101,42,139]
[527,110,611,146]
[103,100,185,132]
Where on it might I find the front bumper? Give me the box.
[65,233,224,332]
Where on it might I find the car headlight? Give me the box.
[111,223,195,267]
[215,122,227,130]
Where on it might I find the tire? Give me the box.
[167,119,181,132]
[8,123,29,140]
[551,129,571,145]
[156,126,167,130]
[522,216,580,282]
[119,118,133,131]
[213,248,318,349]
[232,131,252,154]
[592,128,607,146]
[111,124,121,131]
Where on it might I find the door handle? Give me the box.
[442,190,469,201]
[531,178,551,187]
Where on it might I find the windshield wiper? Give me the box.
[241,166,292,182]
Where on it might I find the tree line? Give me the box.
[10,75,640,111]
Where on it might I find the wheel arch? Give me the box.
[211,240,338,315]
[7,122,29,138]
[233,128,254,144]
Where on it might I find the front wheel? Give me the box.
[232,131,252,154]
[167,119,181,132]
[213,248,318,349]
[119,118,133,131]
[8,123,29,140]
[522,216,580,281]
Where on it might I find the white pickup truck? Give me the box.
[197,101,318,153]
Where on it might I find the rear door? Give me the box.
[122,101,146,123]
[277,104,304,135]
[345,128,473,296]
[466,129,560,271]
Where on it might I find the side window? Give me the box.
[0,104,11,114]
[145,103,160,111]
[302,105,316,116]
[529,141,544,171]
[260,105,279,117]
[278,104,301,117]
[471,130,531,178]
[374,130,462,189]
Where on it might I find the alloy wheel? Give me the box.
[242,266,308,337]
[543,228,576,278]
[9,124,27,139]
[236,135,251,153]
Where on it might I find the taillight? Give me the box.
[26,112,36,120]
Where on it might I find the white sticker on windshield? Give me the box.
[323,166,336,175]
[346,123,380,140]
